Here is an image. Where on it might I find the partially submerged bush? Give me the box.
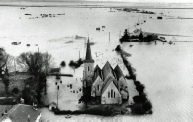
[60,61,66,67]
[69,58,83,69]
[136,84,145,93]
[131,103,146,115]
[143,100,152,112]
[115,45,121,52]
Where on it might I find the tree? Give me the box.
[17,51,54,104]
[0,48,11,96]
[139,32,143,41]
[79,85,91,108]
[69,58,83,69]
[60,61,66,67]
[22,77,37,104]
[17,52,53,76]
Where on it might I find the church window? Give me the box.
[114,92,115,98]
[108,92,110,98]
[88,66,89,71]
[98,85,99,91]
[111,89,113,98]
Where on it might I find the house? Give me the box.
[49,102,57,111]
[0,104,41,122]
[49,68,60,74]
[83,39,129,104]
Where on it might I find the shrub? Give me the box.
[115,45,121,52]
[136,84,145,93]
[131,103,146,115]
[143,100,152,112]
[133,94,147,103]
[60,61,66,67]
[134,81,141,86]
[69,58,83,69]
[54,106,116,116]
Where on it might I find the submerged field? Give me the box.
[0,5,193,122]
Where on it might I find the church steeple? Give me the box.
[84,38,94,63]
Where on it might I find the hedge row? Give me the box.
[115,45,153,115]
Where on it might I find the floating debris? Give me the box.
[12,42,21,45]
[96,27,100,31]
[57,13,65,15]
[25,14,32,16]
[65,40,74,44]
[157,16,162,19]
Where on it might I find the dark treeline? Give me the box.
[115,45,152,115]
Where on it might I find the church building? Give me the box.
[82,39,129,104]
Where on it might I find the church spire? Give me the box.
[84,38,94,63]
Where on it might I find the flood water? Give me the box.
[0,5,193,121]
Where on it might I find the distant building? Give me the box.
[49,102,57,111]
[0,104,41,122]
[49,68,60,74]
[82,39,129,104]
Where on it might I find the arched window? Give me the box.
[88,66,89,71]
[111,89,113,98]
[108,92,110,98]
[114,92,115,98]
[98,85,99,91]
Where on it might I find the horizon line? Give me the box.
[0,1,192,4]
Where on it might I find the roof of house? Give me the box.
[0,105,14,122]
[92,65,102,81]
[0,105,14,119]
[114,65,124,80]
[84,39,94,63]
[102,61,115,81]
[1,117,12,122]
[49,102,57,107]
[1,104,41,122]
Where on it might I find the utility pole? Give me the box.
[45,51,48,95]
[14,58,16,78]
[109,32,110,42]
[79,51,80,59]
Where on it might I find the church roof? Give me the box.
[114,65,124,80]
[101,77,119,95]
[92,65,102,81]
[84,39,94,63]
[102,61,115,80]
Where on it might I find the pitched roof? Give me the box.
[101,77,119,95]
[84,39,94,63]
[114,65,124,80]
[0,105,14,121]
[92,65,102,81]
[102,61,115,81]
[3,104,41,122]
[0,105,14,115]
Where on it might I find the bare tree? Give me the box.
[16,51,54,104]
[16,52,54,76]
[0,48,11,96]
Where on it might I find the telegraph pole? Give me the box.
[109,32,110,42]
